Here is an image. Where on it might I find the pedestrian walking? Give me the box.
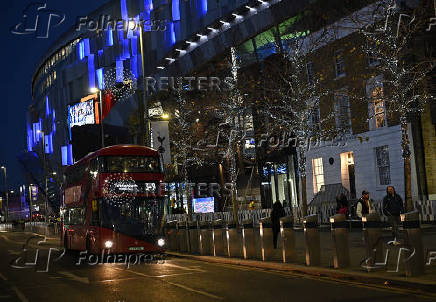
[356,190,375,219]
[271,200,286,249]
[382,186,404,245]
[336,194,349,217]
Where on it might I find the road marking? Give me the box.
[58,271,90,284]
[11,287,29,302]
[8,250,21,255]
[164,262,206,272]
[0,273,7,281]
[113,268,222,300]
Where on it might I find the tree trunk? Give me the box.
[402,122,413,212]
[301,176,308,217]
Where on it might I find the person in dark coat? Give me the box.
[336,194,349,217]
[271,201,286,249]
[383,186,404,243]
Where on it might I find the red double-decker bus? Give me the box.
[61,145,166,254]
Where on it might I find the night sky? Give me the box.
[0,1,107,189]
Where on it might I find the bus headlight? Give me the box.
[104,240,113,248]
[157,238,165,247]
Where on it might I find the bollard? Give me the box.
[212,220,226,257]
[259,217,274,261]
[401,211,425,277]
[330,214,350,268]
[226,221,243,258]
[303,214,321,266]
[199,221,213,256]
[241,219,256,259]
[188,221,200,254]
[362,213,383,269]
[177,221,189,253]
[166,221,178,251]
[280,216,296,263]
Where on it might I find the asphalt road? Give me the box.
[0,230,431,302]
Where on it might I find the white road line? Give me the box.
[164,262,206,272]
[58,271,90,284]
[11,287,29,302]
[113,268,222,300]
[0,273,7,281]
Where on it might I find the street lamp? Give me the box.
[90,87,105,148]
[37,130,49,223]
[1,166,9,222]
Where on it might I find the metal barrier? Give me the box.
[199,221,213,256]
[330,214,350,268]
[401,211,425,276]
[177,221,189,252]
[241,219,256,259]
[362,213,384,269]
[212,220,226,257]
[166,221,178,251]
[280,216,296,263]
[188,221,200,254]
[259,217,274,261]
[303,214,320,266]
[226,221,243,258]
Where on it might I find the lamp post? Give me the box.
[37,130,49,223]
[139,21,151,147]
[1,166,9,222]
[90,88,105,148]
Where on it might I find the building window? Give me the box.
[375,145,391,185]
[334,92,351,135]
[309,106,320,132]
[306,62,314,85]
[368,84,386,130]
[334,50,345,78]
[312,157,325,194]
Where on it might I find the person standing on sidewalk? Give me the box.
[271,201,286,249]
[356,190,375,219]
[383,186,404,245]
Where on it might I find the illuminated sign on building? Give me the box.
[68,99,96,127]
[193,197,214,213]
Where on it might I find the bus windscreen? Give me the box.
[102,156,161,173]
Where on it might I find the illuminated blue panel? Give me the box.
[170,22,176,45]
[78,41,85,60]
[52,110,56,133]
[27,127,33,152]
[200,0,208,16]
[106,25,114,46]
[116,60,123,82]
[130,55,138,78]
[144,0,153,11]
[45,96,50,117]
[44,134,52,154]
[61,146,68,166]
[123,39,130,59]
[172,0,180,21]
[121,0,128,20]
[67,144,73,165]
[97,68,104,89]
[67,105,72,141]
[88,54,96,89]
[84,39,90,56]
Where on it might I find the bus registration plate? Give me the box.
[129,246,144,251]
